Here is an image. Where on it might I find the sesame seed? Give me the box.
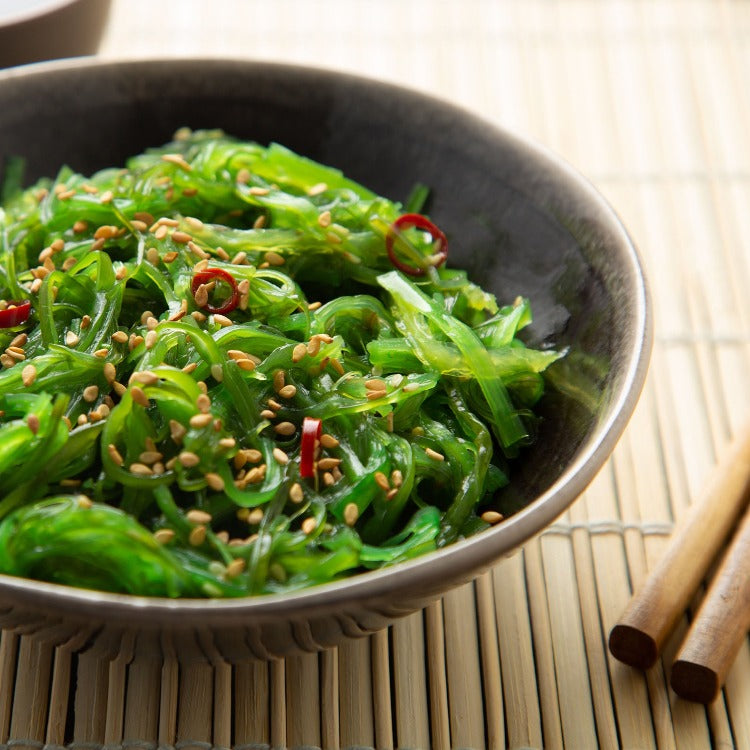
[232,251,248,265]
[189,525,207,546]
[374,471,390,491]
[425,447,445,462]
[213,313,232,327]
[249,186,270,196]
[179,451,201,468]
[308,301,322,311]
[94,348,109,358]
[106,444,124,466]
[190,413,213,429]
[289,482,304,504]
[211,363,224,382]
[144,330,158,349]
[76,495,93,509]
[265,251,285,266]
[292,343,307,363]
[260,409,277,420]
[111,330,128,344]
[139,450,163,464]
[57,189,76,201]
[99,190,114,204]
[317,457,341,470]
[10,333,27,348]
[385,487,399,501]
[236,168,251,184]
[320,433,339,449]
[73,220,89,233]
[163,251,179,263]
[76,414,88,426]
[215,530,230,543]
[154,529,175,545]
[236,358,256,372]
[115,266,128,281]
[246,449,263,463]
[186,509,212,525]
[185,216,204,232]
[146,247,160,265]
[130,386,150,407]
[131,219,148,232]
[21,364,36,387]
[273,447,289,465]
[317,210,332,227]
[171,231,192,244]
[131,370,159,386]
[273,370,285,392]
[278,384,297,399]
[330,358,345,376]
[0,354,13,369]
[94,225,118,240]
[306,337,321,357]
[193,284,209,308]
[134,211,154,224]
[205,472,225,491]
[129,462,153,475]
[366,390,386,401]
[274,421,296,436]
[219,437,236,449]
[253,215,266,229]
[391,469,403,487]
[83,385,99,403]
[225,558,246,578]
[191,310,207,323]
[267,398,282,411]
[301,517,317,535]
[246,508,264,525]
[27,414,40,434]
[161,153,192,171]
[344,503,359,527]
[154,224,168,240]
[481,510,504,525]
[112,381,127,397]
[322,471,336,487]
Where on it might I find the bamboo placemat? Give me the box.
[3,0,750,748]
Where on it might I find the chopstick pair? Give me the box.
[608,421,750,704]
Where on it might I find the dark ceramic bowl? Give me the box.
[0,58,651,660]
[0,0,111,69]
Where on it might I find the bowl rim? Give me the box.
[0,55,653,625]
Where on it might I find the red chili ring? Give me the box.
[0,300,31,328]
[385,213,448,277]
[300,416,322,478]
[191,268,240,314]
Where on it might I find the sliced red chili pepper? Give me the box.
[385,213,448,277]
[0,300,31,328]
[191,268,240,314]
[300,416,322,478]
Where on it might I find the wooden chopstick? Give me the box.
[670,502,750,703]
[608,420,750,674]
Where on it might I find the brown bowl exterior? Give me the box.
[0,0,112,69]
[0,58,651,661]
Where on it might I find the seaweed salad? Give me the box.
[0,129,561,597]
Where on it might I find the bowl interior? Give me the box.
[0,59,650,622]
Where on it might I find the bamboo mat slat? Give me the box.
[3,0,750,748]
